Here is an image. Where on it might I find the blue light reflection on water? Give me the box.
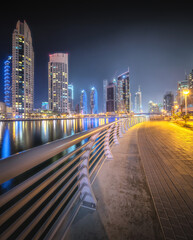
[0,118,116,160]
[1,127,13,191]
[0,117,116,193]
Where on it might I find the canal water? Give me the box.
[0,117,117,195]
[0,118,115,160]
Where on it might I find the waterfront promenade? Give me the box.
[65,121,193,240]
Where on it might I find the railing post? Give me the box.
[104,125,114,160]
[79,133,100,210]
[128,118,131,129]
[121,119,126,134]
[125,118,129,131]
[118,121,123,138]
[113,123,119,145]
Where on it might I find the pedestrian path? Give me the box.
[64,123,163,240]
[138,121,193,240]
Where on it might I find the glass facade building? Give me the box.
[135,86,142,113]
[103,79,108,113]
[48,53,68,113]
[80,90,87,114]
[106,82,116,112]
[90,87,98,114]
[12,20,34,116]
[117,68,130,113]
[68,84,74,113]
[163,91,174,113]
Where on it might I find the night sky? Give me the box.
[1,2,193,112]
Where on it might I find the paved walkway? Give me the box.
[138,121,193,240]
[65,124,163,240]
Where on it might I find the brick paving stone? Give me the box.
[172,226,186,238]
[162,227,176,239]
[138,121,193,240]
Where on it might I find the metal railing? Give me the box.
[0,116,146,240]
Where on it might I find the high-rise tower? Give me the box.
[135,86,142,113]
[12,20,34,116]
[48,53,68,113]
[103,79,108,113]
[106,82,116,112]
[68,84,74,113]
[80,90,87,114]
[90,87,98,114]
[117,68,130,113]
[163,91,174,113]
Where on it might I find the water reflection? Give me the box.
[0,118,116,160]
[1,127,13,190]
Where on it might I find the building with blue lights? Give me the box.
[4,56,12,107]
[41,102,49,110]
[68,84,74,113]
[12,20,34,117]
[90,87,98,114]
[80,90,87,114]
[117,68,131,113]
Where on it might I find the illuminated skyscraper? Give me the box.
[135,86,142,113]
[4,56,12,107]
[90,87,98,114]
[103,79,108,112]
[80,90,87,114]
[68,84,74,113]
[176,76,189,107]
[106,82,116,112]
[189,69,193,89]
[117,68,130,113]
[12,20,34,116]
[163,92,174,113]
[148,101,160,113]
[48,53,68,113]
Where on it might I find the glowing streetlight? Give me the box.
[174,104,178,114]
[183,89,189,115]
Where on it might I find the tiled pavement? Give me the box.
[65,124,163,240]
[138,121,193,240]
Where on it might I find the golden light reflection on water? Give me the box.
[0,117,116,159]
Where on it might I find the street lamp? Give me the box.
[183,89,189,115]
[174,105,178,113]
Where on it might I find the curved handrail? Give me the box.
[0,119,120,184]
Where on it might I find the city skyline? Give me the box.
[1,3,193,112]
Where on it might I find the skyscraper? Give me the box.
[117,68,130,113]
[90,87,98,114]
[163,91,174,113]
[188,69,193,89]
[80,90,87,114]
[135,86,142,113]
[103,79,108,113]
[106,82,116,112]
[12,20,34,116]
[148,101,160,113]
[4,56,12,107]
[48,53,68,113]
[176,77,189,107]
[68,84,74,113]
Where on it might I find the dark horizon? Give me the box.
[1,2,193,112]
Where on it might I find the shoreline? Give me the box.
[0,116,120,122]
